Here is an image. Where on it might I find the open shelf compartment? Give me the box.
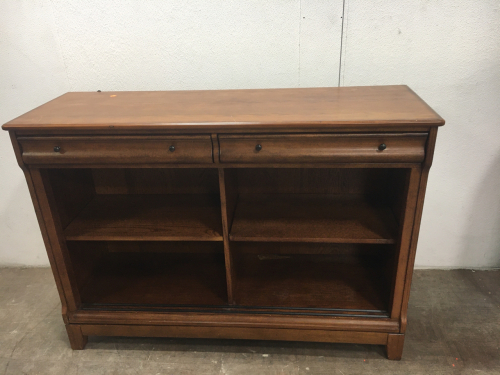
[43,166,410,316]
[68,241,228,307]
[230,194,397,243]
[226,168,408,244]
[45,167,229,308]
[46,168,223,242]
[232,242,395,314]
[64,194,222,241]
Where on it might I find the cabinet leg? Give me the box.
[386,333,405,360]
[65,324,88,350]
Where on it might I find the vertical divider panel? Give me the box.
[218,168,239,305]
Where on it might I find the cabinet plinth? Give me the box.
[2,85,444,360]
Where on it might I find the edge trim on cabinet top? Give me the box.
[2,86,445,131]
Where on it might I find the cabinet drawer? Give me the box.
[18,135,213,165]
[219,133,427,163]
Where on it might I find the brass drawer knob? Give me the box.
[169,145,175,152]
[255,144,262,152]
[54,146,61,152]
[378,143,387,151]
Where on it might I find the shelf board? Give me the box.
[80,252,228,306]
[230,194,398,244]
[235,252,391,311]
[64,194,223,241]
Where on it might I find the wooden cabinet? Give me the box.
[2,85,444,360]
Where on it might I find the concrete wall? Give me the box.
[1,0,499,267]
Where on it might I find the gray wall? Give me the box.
[1,0,499,267]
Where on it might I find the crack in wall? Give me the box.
[338,0,346,87]
[298,0,302,87]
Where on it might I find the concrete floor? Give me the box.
[0,268,498,375]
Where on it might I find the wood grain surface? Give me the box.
[233,252,392,311]
[79,252,228,306]
[18,135,213,165]
[79,324,390,346]
[64,194,223,241]
[2,86,444,131]
[230,194,398,243]
[219,133,427,163]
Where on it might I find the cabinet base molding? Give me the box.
[69,323,404,359]
[79,324,389,345]
[69,310,400,333]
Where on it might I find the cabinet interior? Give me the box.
[44,167,410,314]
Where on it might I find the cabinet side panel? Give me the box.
[389,167,421,318]
[400,128,439,332]
[29,168,83,311]
[9,132,71,319]
[47,169,95,229]
[66,241,107,294]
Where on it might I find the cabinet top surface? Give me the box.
[3,85,444,131]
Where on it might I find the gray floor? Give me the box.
[0,268,498,375]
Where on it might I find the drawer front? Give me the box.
[219,133,427,163]
[19,135,213,165]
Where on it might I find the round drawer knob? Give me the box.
[255,144,262,152]
[169,145,175,152]
[378,143,387,151]
[54,146,61,152]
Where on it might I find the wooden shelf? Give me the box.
[230,194,398,243]
[80,251,228,306]
[64,194,223,241]
[234,252,391,311]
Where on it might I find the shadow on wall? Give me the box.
[0,166,47,266]
[458,152,500,268]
